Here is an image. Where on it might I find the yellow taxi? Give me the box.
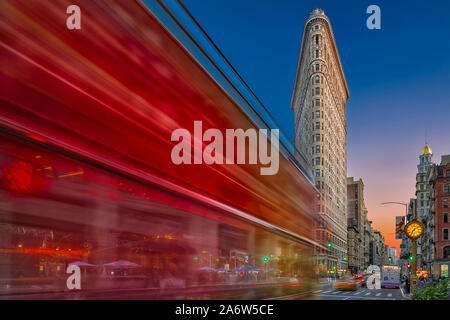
[333,276,358,291]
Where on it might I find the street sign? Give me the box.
[400,244,406,248]
[396,216,406,239]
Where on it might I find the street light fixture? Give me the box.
[381,201,408,217]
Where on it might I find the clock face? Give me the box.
[405,221,424,239]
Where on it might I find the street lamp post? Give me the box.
[404,220,425,296]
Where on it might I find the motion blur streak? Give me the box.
[0,0,319,299]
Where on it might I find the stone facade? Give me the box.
[429,155,450,278]
[416,145,434,270]
[346,177,366,273]
[363,217,372,269]
[291,8,349,272]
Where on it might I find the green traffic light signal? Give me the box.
[332,266,336,270]
[327,243,332,248]
[263,256,270,262]
[343,257,347,261]
[408,255,414,261]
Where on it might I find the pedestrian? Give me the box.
[405,276,410,294]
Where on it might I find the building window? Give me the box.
[315,169,320,177]
[444,246,450,259]
[315,75,320,84]
[315,157,320,165]
[444,198,449,208]
[444,229,449,240]
[315,87,320,95]
[447,169,450,177]
[315,34,320,45]
[444,213,448,223]
[316,50,320,58]
[315,64,320,72]
[315,134,320,142]
[316,145,321,153]
[315,99,320,107]
[444,183,450,193]
[315,122,321,130]
[315,110,320,118]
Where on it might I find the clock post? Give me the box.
[410,238,418,295]
[404,220,425,296]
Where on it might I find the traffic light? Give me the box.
[327,243,332,248]
[193,257,199,261]
[343,256,347,261]
[215,258,220,262]
[407,263,411,268]
[388,257,392,263]
[263,256,270,262]
[332,266,336,270]
[408,255,414,261]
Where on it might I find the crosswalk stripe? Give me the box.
[314,290,322,293]
[365,292,371,296]
[323,290,332,293]
[388,293,392,297]
[353,291,361,295]
[376,293,381,297]
[332,291,340,294]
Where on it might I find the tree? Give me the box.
[413,278,449,300]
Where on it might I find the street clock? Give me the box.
[404,220,424,239]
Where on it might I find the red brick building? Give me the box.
[431,155,450,278]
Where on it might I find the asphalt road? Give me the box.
[269,281,410,300]
[309,282,409,300]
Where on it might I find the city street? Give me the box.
[267,281,410,300]
[0,0,449,305]
[310,282,409,300]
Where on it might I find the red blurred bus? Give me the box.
[0,0,320,299]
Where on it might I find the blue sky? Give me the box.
[182,0,450,248]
